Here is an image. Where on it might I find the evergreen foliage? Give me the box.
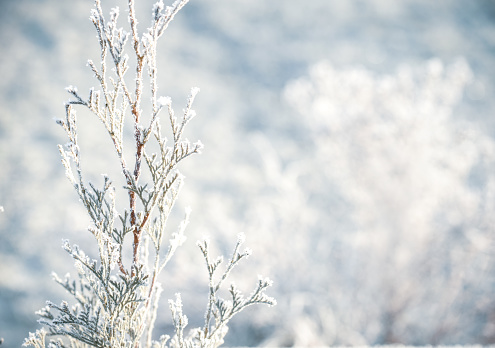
[24,1,275,347]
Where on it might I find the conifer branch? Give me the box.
[25,1,274,347]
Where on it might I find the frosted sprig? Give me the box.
[25,0,274,347]
[196,237,275,347]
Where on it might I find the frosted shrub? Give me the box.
[280,59,495,344]
[24,1,275,347]
[285,59,485,244]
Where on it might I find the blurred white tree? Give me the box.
[268,58,495,345]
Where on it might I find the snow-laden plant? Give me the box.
[24,1,275,347]
[278,59,495,344]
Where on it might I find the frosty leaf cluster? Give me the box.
[25,1,275,347]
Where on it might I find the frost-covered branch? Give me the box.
[197,235,276,347]
[25,1,274,348]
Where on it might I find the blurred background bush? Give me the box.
[1,0,495,346]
